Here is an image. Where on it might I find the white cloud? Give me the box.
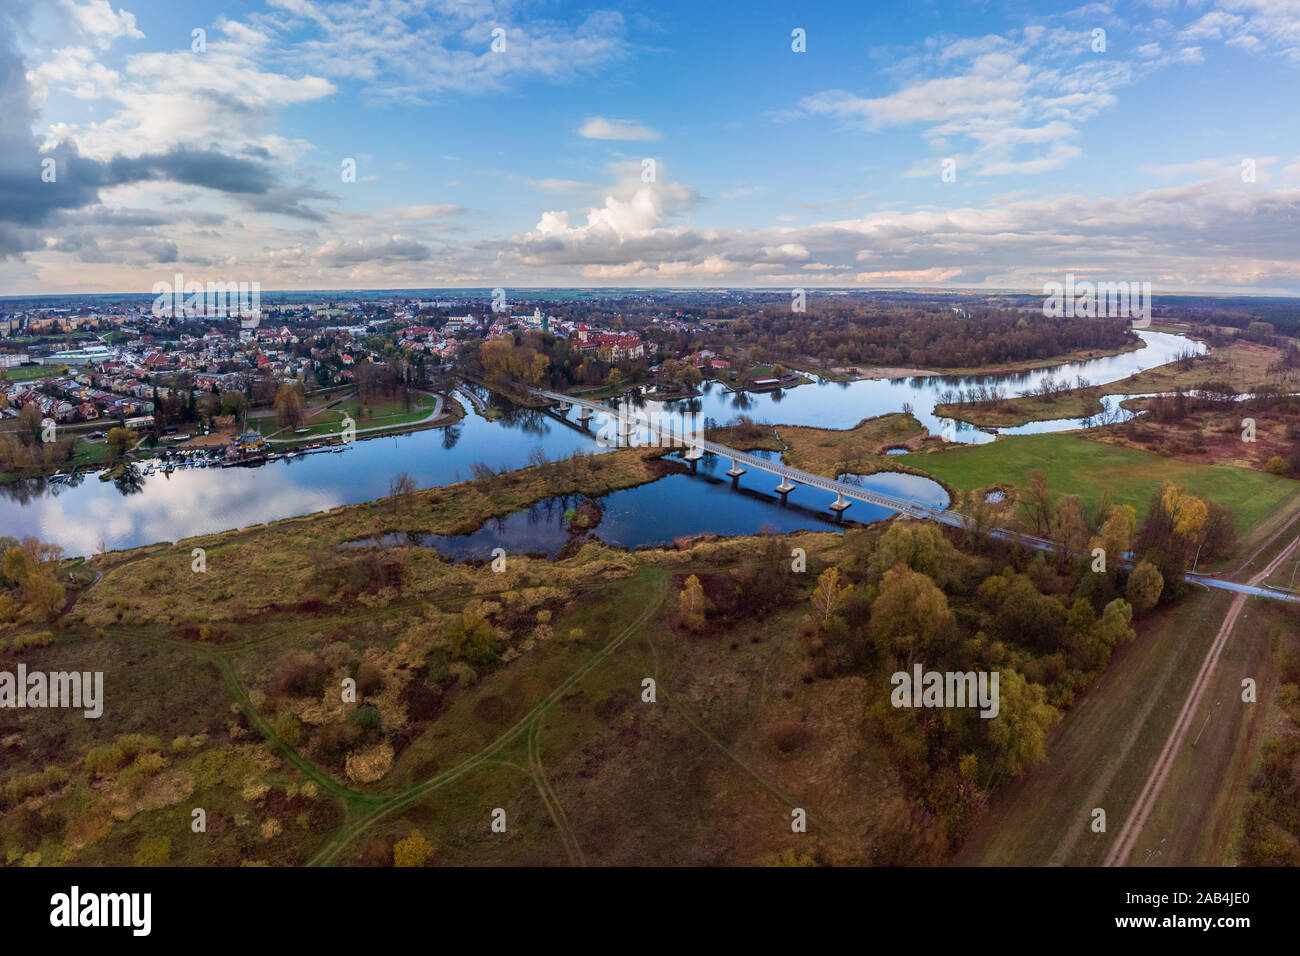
[29,22,336,161]
[264,3,631,100]
[578,116,662,141]
[60,0,145,50]
[796,39,1133,178]
[526,178,591,193]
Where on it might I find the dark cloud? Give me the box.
[0,1,332,258]
[240,186,336,222]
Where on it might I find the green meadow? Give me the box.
[903,433,1300,537]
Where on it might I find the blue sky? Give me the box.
[2,0,1299,293]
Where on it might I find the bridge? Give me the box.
[528,387,956,521]
[526,387,1300,604]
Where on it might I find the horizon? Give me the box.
[6,285,1300,303]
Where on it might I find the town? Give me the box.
[0,289,826,481]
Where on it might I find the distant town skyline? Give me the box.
[3,0,1300,295]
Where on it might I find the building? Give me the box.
[232,431,267,458]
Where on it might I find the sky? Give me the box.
[1,0,1299,295]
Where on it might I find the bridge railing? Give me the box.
[529,387,950,515]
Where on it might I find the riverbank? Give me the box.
[932,335,1287,429]
[794,334,1146,383]
[76,444,689,626]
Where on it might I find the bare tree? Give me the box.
[389,471,417,513]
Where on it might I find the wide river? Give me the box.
[0,330,1199,556]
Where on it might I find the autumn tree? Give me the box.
[17,403,43,446]
[1091,503,1137,573]
[808,566,852,630]
[677,574,710,632]
[869,564,954,665]
[866,522,952,584]
[0,538,66,623]
[106,426,134,460]
[1018,469,1052,533]
[1135,483,1218,588]
[274,383,306,429]
[1126,560,1164,614]
[393,829,432,867]
[1162,484,1208,543]
[220,391,248,419]
[980,668,1060,778]
[993,573,1067,651]
[958,489,997,552]
[1050,494,1090,567]
[449,606,500,667]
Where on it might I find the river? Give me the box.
[0,330,1200,556]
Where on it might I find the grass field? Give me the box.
[901,432,1300,540]
[274,391,439,439]
[0,364,66,382]
[338,393,436,424]
[934,391,1106,428]
[68,437,115,469]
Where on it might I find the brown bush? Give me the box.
[769,720,812,755]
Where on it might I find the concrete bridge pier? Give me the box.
[775,479,796,504]
[726,458,746,482]
[576,406,592,426]
[684,445,704,472]
[829,492,852,517]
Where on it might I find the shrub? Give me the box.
[1266,455,1288,475]
[11,631,53,651]
[274,713,304,747]
[83,742,128,776]
[267,649,329,699]
[346,704,382,733]
[769,721,811,754]
[356,661,386,697]
[393,829,432,867]
[133,835,172,867]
